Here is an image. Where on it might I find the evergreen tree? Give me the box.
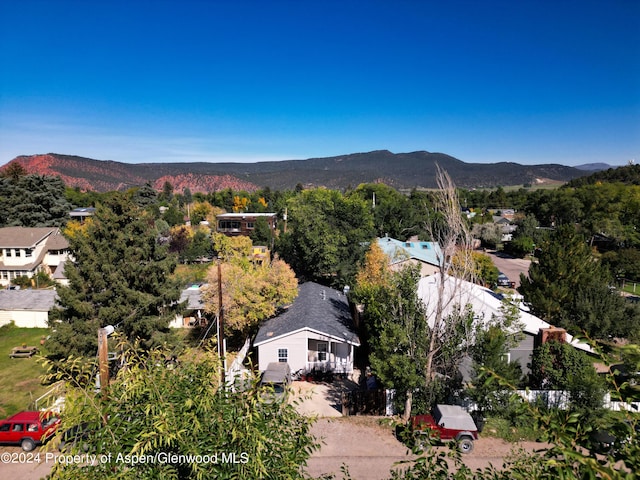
[0,174,72,227]
[47,193,182,359]
[519,225,638,338]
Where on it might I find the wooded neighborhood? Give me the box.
[0,161,638,478]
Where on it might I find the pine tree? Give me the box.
[519,224,637,338]
[47,193,182,359]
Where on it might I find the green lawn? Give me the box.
[621,281,640,296]
[0,323,53,418]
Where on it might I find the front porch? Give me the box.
[305,337,356,375]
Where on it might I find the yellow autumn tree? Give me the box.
[355,241,393,291]
[232,196,250,213]
[202,255,298,335]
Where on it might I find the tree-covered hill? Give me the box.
[565,162,640,187]
[1,150,589,192]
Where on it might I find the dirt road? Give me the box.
[306,417,543,480]
[487,250,531,288]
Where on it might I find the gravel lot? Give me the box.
[293,380,547,480]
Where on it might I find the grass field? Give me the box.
[621,281,640,296]
[0,323,52,418]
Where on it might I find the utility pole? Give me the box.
[97,326,114,397]
[217,260,225,382]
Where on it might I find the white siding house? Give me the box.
[254,282,360,375]
[0,227,70,287]
[0,289,57,328]
[416,273,592,376]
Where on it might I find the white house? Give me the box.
[0,227,70,287]
[169,284,207,328]
[253,282,360,375]
[0,289,57,328]
[416,273,592,376]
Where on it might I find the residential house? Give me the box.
[0,289,57,328]
[253,281,360,375]
[416,273,591,377]
[169,284,208,328]
[377,236,443,277]
[216,213,277,237]
[69,207,95,223]
[0,227,70,287]
[252,245,270,266]
[492,216,517,242]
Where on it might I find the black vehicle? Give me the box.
[496,272,512,287]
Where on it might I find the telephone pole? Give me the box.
[217,260,226,382]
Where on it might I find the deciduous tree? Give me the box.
[44,342,318,480]
[202,256,298,336]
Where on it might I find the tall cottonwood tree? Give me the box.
[354,168,481,419]
[202,255,298,337]
[47,193,182,360]
[279,188,375,285]
[422,166,478,392]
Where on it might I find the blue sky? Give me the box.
[1,0,638,166]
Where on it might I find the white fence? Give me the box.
[514,390,639,412]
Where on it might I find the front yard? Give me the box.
[0,324,52,417]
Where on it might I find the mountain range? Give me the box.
[2,151,600,193]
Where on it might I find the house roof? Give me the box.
[254,281,360,346]
[377,236,443,267]
[179,285,205,310]
[416,273,592,353]
[0,289,58,311]
[0,227,61,248]
[44,230,69,250]
[216,213,276,218]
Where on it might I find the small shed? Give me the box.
[0,289,57,328]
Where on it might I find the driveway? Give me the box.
[487,250,531,288]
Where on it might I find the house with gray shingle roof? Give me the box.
[169,284,208,328]
[377,236,443,277]
[0,289,58,328]
[254,281,360,375]
[0,227,70,287]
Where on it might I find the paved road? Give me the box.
[486,250,531,288]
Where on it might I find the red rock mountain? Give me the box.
[4,154,259,193]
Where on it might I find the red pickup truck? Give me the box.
[410,404,479,454]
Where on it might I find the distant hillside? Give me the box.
[565,162,640,187]
[2,151,588,192]
[573,162,614,171]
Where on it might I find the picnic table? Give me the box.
[9,346,39,358]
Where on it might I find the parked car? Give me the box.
[0,410,61,451]
[497,272,512,287]
[260,362,291,401]
[410,404,479,454]
[589,420,639,458]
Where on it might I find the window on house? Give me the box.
[5,249,11,257]
[15,250,21,257]
[278,349,288,363]
[318,342,328,362]
[246,222,254,229]
[25,248,32,257]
